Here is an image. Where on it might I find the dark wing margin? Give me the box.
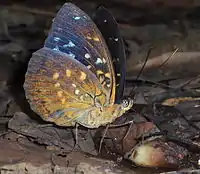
[92,5,126,104]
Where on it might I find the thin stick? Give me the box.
[0,5,55,17]
[126,78,177,89]
[158,48,179,69]
[129,47,153,97]
[175,75,200,89]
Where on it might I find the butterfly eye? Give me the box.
[122,99,129,107]
[122,98,133,110]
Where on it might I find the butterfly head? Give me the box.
[100,98,133,126]
[75,97,133,128]
[120,98,134,111]
[94,94,133,115]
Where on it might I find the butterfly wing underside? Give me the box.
[24,3,117,127]
[45,3,116,104]
[24,47,106,127]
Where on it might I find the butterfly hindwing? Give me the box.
[44,3,116,104]
[24,47,107,127]
[92,6,126,104]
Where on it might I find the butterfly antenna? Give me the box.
[162,47,200,90]
[99,124,109,153]
[161,48,200,90]
[143,48,180,95]
[136,48,153,80]
[126,48,180,91]
[128,47,180,101]
[129,47,153,98]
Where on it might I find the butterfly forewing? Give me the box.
[24,47,108,127]
[44,3,116,104]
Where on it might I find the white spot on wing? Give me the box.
[68,52,75,58]
[72,84,76,88]
[54,37,60,42]
[102,58,106,63]
[87,65,91,69]
[75,89,80,95]
[96,58,103,64]
[74,16,81,20]
[85,53,90,59]
[107,84,111,88]
[54,83,60,87]
[80,95,84,101]
[93,37,100,42]
[114,37,119,41]
[63,41,75,47]
[53,45,59,51]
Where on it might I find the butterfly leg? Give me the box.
[71,123,79,152]
[98,121,135,153]
[108,120,136,153]
[122,121,134,141]
[109,120,134,128]
[98,124,109,153]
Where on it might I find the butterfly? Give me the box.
[23,3,133,129]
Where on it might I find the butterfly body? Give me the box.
[24,3,133,128]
